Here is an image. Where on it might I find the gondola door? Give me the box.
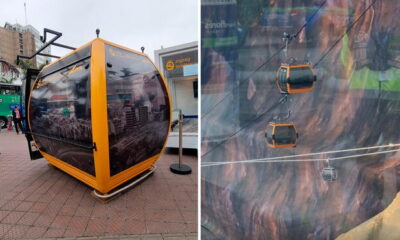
[24,68,43,160]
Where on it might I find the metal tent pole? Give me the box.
[170,109,192,175]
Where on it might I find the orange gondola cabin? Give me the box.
[27,38,171,195]
[265,123,298,148]
[276,64,316,94]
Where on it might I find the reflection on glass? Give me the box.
[105,45,170,176]
[30,54,94,176]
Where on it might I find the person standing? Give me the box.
[12,106,23,134]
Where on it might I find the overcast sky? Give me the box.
[0,0,198,60]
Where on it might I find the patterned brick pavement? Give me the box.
[0,131,197,239]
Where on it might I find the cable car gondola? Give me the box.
[321,166,337,182]
[276,64,316,94]
[265,123,298,148]
[26,37,172,196]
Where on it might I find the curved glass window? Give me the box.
[288,67,314,89]
[266,125,273,144]
[105,44,170,176]
[278,67,288,91]
[29,48,94,176]
[274,125,296,145]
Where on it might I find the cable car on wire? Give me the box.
[265,123,298,148]
[276,64,316,94]
[321,166,337,182]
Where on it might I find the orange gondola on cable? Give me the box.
[265,122,298,148]
[276,64,316,94]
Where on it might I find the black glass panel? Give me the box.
[193,80,198,98]
[266,125,273,144]
[288,67,314,89]
[30,55,94,176]
[278,68,288,91]
[274,126,296,145]
[0,85,20,93]
[38,46,91,79]
[105,44,170,176]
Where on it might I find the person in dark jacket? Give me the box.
[12,106,23,134]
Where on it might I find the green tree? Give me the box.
[38,63,47,70]
[16,59,35,77]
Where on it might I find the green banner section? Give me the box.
[340,34,400,91]
[349,68,400,91]
[202,36,238,48]
[0,94,20,117]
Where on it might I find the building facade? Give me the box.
[0,22,51,69]
[154,41,198,149]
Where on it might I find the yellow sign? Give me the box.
[166,60,175,70]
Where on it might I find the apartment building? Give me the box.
[0,22,51,68]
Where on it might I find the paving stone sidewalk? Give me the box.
[18,232,197,239]
[0,131,198,239]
